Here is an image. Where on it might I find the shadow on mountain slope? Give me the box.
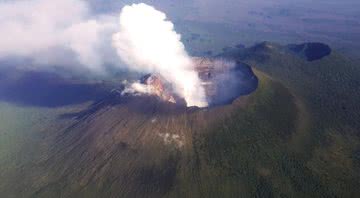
[0,71,110,107]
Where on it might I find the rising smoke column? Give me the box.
[112,3,208,107]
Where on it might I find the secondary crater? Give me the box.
[288,42,331,61]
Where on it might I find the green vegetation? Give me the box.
[0,102,88,198]
[204,72,299,197]
[189,71,333,197]
[219,43,360,197]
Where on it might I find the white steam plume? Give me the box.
[0,1,208,107]
[112,3,208,107]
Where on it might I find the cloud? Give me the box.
[0,0,117,71]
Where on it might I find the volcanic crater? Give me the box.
[125,57,259,109]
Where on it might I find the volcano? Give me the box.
[17,58,265,198]
[3,42,359,198]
